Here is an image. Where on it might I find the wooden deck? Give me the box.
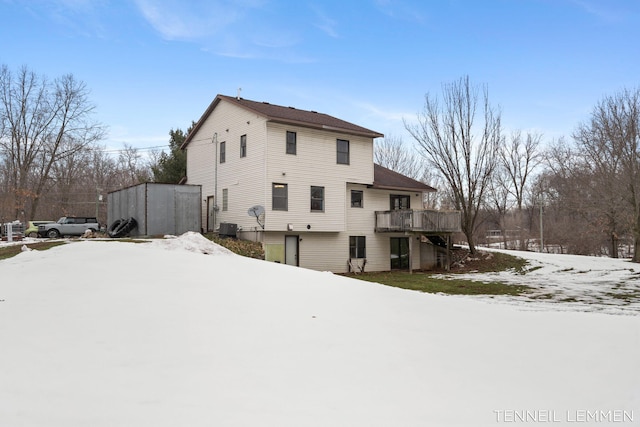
[374,209,461,233]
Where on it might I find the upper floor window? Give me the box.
[390,194,410,210]
[220,141,226,163]
[222,188,228,211]
[311,186,325,212]
[240,134,247,158]
[272,183,288,211]
[286,131,297,155]
[337,139,349,164]
[351,190,363,208]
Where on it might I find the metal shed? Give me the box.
[107,183,201,237]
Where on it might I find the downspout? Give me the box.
[213,132,218,232]
[263,121,268,236]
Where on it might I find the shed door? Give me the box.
[175,189,196,235]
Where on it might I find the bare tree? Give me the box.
[542,136,632,257]
[501,131,542,210]
[374,134,423,179]
[405,76,502,254]
[485,164,513,248]
[419,168,448,209]
[500,130,543,249]
[115,144,152,188]
[573,88,640,261]
[374,134,449,208]
[0,65,106,220]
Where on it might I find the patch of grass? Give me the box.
[343,250,534,296]
[96,238,150,244]
[603,290,640,303]
[348,271,532,296]
[0,241,66,260]
[479,252,529,274]
[531,293,557,300]
[204,234,264,259]
[450,250,529,274]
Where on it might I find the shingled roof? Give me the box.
[373,164,436,192]
[182,94,383,148]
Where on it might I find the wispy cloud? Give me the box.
[133,0,248,40]
[25,0,110,39]
[569,0,633,23]
[310,4,339,38]
[373,0,426,24]
[354,100,411,122]
[133,0,315,62]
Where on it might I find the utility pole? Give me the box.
[539,193,544,253]
[96,188,102,220]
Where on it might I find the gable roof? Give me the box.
[182,94,383,148]
[372,164,437,193]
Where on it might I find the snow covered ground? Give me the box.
[1,233,639,426]
[447,248,640,315]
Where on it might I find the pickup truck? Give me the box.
[38,217,100,238]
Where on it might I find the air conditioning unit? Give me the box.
[219,222,237,238]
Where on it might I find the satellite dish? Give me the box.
[247,205,265,217]
[248,205,265,229]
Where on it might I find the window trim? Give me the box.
[286,131,297,155]
[272,183,288,211]
[310,186,325,212]
[337,139,349,165]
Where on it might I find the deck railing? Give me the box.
[375,209,461,233]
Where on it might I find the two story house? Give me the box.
[181,94,460,273]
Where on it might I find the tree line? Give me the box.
[2,65,638,262]
[0,65,186,225]
[378,76,639,262]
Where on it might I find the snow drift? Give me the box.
[0,233,638,426]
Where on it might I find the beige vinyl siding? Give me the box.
[346,183,386,271]
[186,99,268,231]
[184,114,217,229]
[261,185,425,273]
[263,123,374,232]
[345,184,424,272]
[186,97,436,273]
[215,105,268,232]
[264,230,420,273]
[263,232,351,272]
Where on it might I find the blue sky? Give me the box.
[1,0,639,153]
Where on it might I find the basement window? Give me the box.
[349,236,366,258]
